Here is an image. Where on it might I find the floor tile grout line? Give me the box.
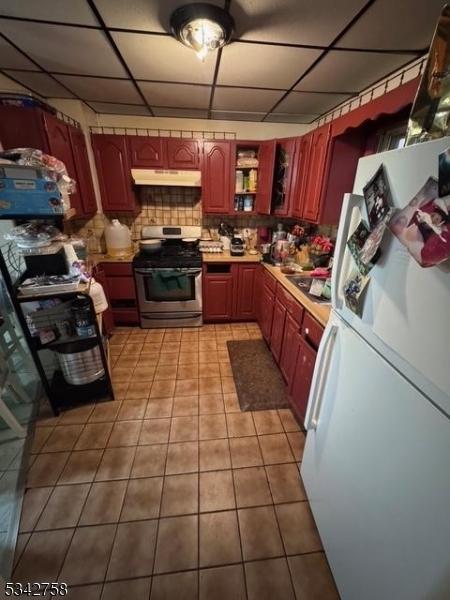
[19,497,312,534]
[30,450,299,475]
[250,410,298,598]
[197,410,201,599]
[148,387,175,598]
[64,548,326,588]
[53,412,119,586]
[224,409,249,600]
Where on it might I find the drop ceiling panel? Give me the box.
[218,43,321,89]
[265,113,318,123]
[295,51,415,93]
[232,0,365,45]
[0,1,98,26]
[276,91,353,114]
[213,87,284,112]
[95,0,223,32]
[211,111,266,122]
[88,102,150,115]
[0,20,126,76]
[4,71,74,98]
[0,37,38,70]
[151,107,209,118]
[113,33,216,84]
[139,82,210,109]
[338,0,444,50]
[54,75,141,103]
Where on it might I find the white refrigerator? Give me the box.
[300,138,450,600]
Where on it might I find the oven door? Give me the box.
[134,267,202,314]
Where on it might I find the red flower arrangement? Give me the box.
[309,235,334,255]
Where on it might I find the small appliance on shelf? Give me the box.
[230,235,245,256]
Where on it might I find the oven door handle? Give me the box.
[134,268,201,276]
[141,313,202,320]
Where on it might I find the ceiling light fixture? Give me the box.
[170,3,234,62]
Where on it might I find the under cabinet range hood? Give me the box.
[131,169,201,187]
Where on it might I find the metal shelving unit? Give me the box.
[0,247,114,416]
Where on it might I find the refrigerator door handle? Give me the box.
[305,323,338,431]
[331,193,364,311]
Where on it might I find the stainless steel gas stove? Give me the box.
[133,225,202,328]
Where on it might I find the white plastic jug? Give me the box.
[104,219,132,257]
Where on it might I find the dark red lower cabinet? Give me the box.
[270,297,286,364]
[279,312,301,386]
[203,272,234,321]
[290,335,317,424]
[259,284,275,342]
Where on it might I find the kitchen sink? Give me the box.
[285,274,331,304]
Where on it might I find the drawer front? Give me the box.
[99,262,133,277]
[301,311,324,350]
[112,308,139,324]
[262,268,277,293]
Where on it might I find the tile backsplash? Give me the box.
[66,186,336,251]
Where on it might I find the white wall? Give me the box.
[88,112,311,140]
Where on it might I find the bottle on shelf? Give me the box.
[248,169,257,192]
[244,195,254,212]
[235,170,244,193]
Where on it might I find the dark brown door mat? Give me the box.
[227,339,291,411]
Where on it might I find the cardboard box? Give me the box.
[0,164,63,216]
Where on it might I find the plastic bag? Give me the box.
[0,148,77,195]
[4,222,63,248]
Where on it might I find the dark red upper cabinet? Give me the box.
[69,126,97,217]
[291,134,312,219]
[302,124,331,223]
[0,105,48,152]
[272,138,296,217]
[167,139,200,169]
[43,113,83,217]
[92,134,137,213]
[129,136,166,168]
[202,141,232,214]
[257,139,276,215]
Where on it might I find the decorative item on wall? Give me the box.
[363,165,394,229]
[406,4,450,145]
[389,177,450,267]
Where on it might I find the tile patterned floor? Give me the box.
[14,323,339,599]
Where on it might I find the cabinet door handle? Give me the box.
[304,327,310,335]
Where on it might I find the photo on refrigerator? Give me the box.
[389,176,450,267]
[363,164,393,228]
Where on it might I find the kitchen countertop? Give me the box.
[202,250,262,263]
[89,253,134,265]
[262,263,331,327]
